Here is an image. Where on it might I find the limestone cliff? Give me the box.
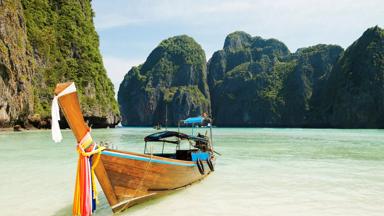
[322,26,384,128]
[118,28,383,128]
[0,0,119,128]
[208,31,291,126]
[0,0,34,127]
[281,44,344,127]
[118,35,210,126]
[208,32,344,127]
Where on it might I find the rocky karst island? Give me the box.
[118,35,210,126]
[118,26,384,128]
[1,0,383,129]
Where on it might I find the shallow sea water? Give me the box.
[0,128,383,216]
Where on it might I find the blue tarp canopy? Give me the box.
[183,116,204,124]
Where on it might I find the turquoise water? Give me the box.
[0,128,383,216]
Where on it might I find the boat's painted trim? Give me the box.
[102,150,196,167]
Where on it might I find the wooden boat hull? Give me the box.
[53,82,216,213]
[95,149,214,213]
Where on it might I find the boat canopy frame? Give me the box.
[144,115,214,156]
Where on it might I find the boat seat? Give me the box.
[176,150,197,161]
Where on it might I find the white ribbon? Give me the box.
[51,83,77,143]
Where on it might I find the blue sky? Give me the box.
[91,0,384,92]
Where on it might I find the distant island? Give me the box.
[118,26,384,128]
[1,1,383,129]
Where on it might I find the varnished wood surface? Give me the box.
[94,160,119,206]
[54,82,89,143]
[54,82,72,95]
[96,149,214,213]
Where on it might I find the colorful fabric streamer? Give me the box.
[73,132,105,216]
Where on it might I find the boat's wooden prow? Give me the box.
[54,82,90,142]
[54,82,73,95]
[94,158,119,207]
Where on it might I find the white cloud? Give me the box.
[93,0,383,31]
[93,0,384,63]
[95,16,145,30]
[92,0,265,29]
[102,56,144,95]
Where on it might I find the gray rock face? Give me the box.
[118,35,210,126]
[0,1,34,127]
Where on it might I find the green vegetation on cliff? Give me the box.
[118,27,383,128]
[282,44,344,126]
[22,0,119,122]
[118,35,210,126]
[208,28,384,128]
[208,31,344,126]
[322,26,384,128]
[20,1,120,128]
[0,0,119,128]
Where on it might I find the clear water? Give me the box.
[0,128,383,216]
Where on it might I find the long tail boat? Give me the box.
[53,82,216,213]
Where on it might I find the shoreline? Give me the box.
[0,127,14,132]
[1,126,383,133]
[0,126,43,132]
